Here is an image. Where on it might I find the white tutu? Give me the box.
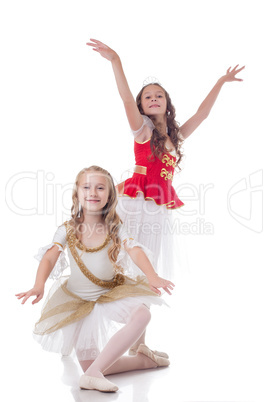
[117,193,188,280]
[33,275,167,361]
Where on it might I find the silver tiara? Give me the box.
[142,76,161,87]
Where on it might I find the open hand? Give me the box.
[86,38,118,62]
[148,275,175,296]
[15,287,44,305]
[223,65,245,82]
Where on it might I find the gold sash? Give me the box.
[34,222,159,336]
[134,165,147,175]
[34,276,157,335]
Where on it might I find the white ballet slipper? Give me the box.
[129,345,169,359]
[79,374,118,392]
[137,344,170,367]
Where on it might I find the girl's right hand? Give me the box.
[147,274,175,296]
[86,39,118,62]
[15,287,44,305]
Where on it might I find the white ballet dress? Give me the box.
[33,222,166,361]
[116,115,186,280]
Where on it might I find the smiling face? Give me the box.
[140,84,167,117]
[77,171,109,214]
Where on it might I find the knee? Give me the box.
[136,304,151,326]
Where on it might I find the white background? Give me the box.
[1,0,267,401]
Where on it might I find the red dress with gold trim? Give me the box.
[117,138,184,209]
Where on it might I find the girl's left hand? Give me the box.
[148,275,175,295]
[223,65,245,82]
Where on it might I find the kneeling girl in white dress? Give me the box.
[16,165,174,393]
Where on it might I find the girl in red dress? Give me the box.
[86,39,244,283]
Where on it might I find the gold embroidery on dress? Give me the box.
[134,165,147,175]
[64,222,125,289]
[160,168,174,181]
[76,235,111,253]
[117,189,183,209]
[54,242,63,249]
[162,154,176,168]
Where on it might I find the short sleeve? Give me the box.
[131,115,155,138]
[117,225,154,278]
[34,225,69,280]
[118,225,134,245]
[52,225,67,250]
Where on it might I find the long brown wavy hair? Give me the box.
[69,166,122,270]
[136,83,184,169]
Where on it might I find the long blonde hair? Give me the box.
[69,165,122,268]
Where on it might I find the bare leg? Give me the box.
[83,305,151,379]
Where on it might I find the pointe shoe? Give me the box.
[129,345,169,359]
[79,374,118,392]
[137,344,170,367]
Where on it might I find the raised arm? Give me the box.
[87,39,143,131]
[180,65,245,139]
[15,246,61,304]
